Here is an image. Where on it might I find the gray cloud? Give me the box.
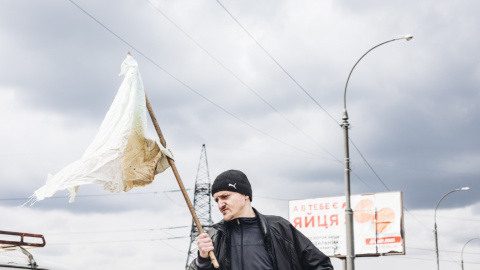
[1,0,480,268]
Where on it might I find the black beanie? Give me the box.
[211,169,252,201]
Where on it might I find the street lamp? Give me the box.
[434,187,470,270]
[342,34,412,270]
[461,237,480,270]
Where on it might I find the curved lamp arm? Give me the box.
[343,34,413,114]
[461,237,480,270]
[434,187,470,222]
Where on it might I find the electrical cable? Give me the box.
[383,256,480,264]
[212,2,424,234]
[67,0,332,162]
[46,226,189,235]
[409,247,480,255]
[145,0,340,163]
[349,138,391,191]
[215,0,339,125]
[412,214,480,222]
[68,0,422,205]
[0,189,189,201]
[48,235,189,245]
[348,137,440,234]
[64,3,469,260]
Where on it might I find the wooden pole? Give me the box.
[145,92,219,269]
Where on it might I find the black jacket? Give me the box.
[189,208,333,270]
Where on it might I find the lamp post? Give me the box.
[433,187,470,270]
[342,34,412,270]
[461,237,480,270]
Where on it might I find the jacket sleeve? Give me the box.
[187,259,198,270]
[188,229,219,270]
[291,225,334,270]
[187,254,213,270]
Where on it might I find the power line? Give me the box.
[255,195,288,201]
[46,226,189,235]
[410,213,480,223]
[409,247,480,255]
[64,2,460,249]
[349,136,469,236]
[354,162,480,177]
[389,256,480,264]
[66,0,331,163]
[2,192,312,204]
[145,0,340,163]
[68,0,395,201]
[215,0,339,125]
[347,134,434,235]
[0,189,189,201]
[349,138,391,191]
[48,236,190,246]
[212,1,413,228]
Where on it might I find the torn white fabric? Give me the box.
[33,55,172,203]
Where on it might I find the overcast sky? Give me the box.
[1,0,479,269]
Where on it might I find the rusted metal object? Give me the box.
[0,230,46,248]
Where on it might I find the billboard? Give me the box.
[288,191,404,257]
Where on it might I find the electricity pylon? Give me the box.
[185,144,214,269]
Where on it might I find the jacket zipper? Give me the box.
[238,219,244,270]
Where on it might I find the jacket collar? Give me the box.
[253,208,269,235]
[213,207,269,235]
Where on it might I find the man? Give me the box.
[189,169,333,270]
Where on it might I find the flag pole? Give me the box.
[145,92,219,269]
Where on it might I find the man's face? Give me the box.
[213,191,249,221]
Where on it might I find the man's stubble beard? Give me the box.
[223,213,234,221]
[220,206,235,221]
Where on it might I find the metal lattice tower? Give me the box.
[185,144,214,269]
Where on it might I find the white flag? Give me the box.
[33,55,172,203]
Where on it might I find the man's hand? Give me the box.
[196,232,214,258]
